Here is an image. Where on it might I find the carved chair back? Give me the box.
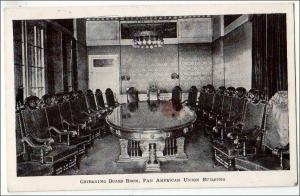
[69,91,83,117]
[86,89,98,111]
[212,86,226,112]
[127,87,139,103]
[45,105,64,130]
[105,88,116,107]
[23,96,50,140]
[58,100,74,124]
[95,89,105,109]
[171,86,182,103]
[42,94,64,130]
[229,87,247,121]
[187,86,198,107]
[147,85,160,101]
[221,87,235,114]
[198,85,215,111]
[77,91,89,113]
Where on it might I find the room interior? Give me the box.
[13,14,289,176]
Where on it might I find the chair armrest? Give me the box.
[182,100,188,104]
[48,126,77,145]
[82,111,96,117]
[272,146,289,156]
[62,119,76,129]
[31,136,54,145]
[48,126,71,135]
[202,109,209,117]
[22,137,52,152]
[89,108,100,114]
[235,126,263,145]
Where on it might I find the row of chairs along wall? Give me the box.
[15,84,289,175]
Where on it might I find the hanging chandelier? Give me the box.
[132,27,164,49]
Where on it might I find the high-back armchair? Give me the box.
[95,89,106,109]
[197,85,215,123]
[206,86,226,135]
[105,88,117,107]
[69,91,91,124]
[127,87,139,103]
[86,89,98,111]
[147,85,160,102]
[212,89,266,170]
[185,86,198,108]
[211,87,235,139]
[56,93,91,138]
[21,96,78,172]
[226,87,247,124]
[16,110,54,176]
[235,91,289,170]
[211,86,226,113]
[69,91,104,139]
[171,86,182,103]
[221,87,235,116]
[44,94,91,154]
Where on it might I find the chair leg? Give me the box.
[213,149,220,167]
[228,159,235,171]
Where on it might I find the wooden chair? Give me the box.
[235,91,289,170]
[16,108,53,176]
[206,86,226,135]
[95,89,106,109]
[215,87,247,132]
[147,85,160,102]
[212,89,266,170]
[43,94,91,156]
[127,87,139,103]
[55,92,93,140]
[171,86,183,103]
[184,86,198,109]
[85,89,106,114]
[105,88,118,107]
[67,92,102,139]
[21,96,79,174]
[197,85,215,125]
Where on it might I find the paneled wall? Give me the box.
[179,44,212,91]
[212,17,252,90]
[223,22,252,89]
[120,45,178,93]
[87,44,212,93]
[212,38,225,87]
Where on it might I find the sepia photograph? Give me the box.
[2,1,299,193]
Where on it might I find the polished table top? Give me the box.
[106,101,197,133]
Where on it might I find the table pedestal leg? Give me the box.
[175,137,188,160]
[145,143,160,172]
[140,141,150,159]
[156,140,166,161]
[118,139,130,162]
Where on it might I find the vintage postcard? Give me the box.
[3,2,298,193]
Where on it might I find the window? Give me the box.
[14,20,46,101]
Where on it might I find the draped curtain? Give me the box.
[252,14,288,99]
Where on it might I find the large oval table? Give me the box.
[106,100,197,172]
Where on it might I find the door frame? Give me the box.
[88,54,120,96]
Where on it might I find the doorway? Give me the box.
[88,55,120,98]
